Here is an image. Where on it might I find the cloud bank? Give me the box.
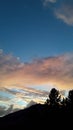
[0,50,73,90]
[0,50,73,116]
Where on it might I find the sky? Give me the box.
[0,0,73,116]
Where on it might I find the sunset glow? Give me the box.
[0,0,73,117]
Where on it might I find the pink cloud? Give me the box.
[0,50,73,90]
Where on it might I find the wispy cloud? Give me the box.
[42,0,73,26]
[0,106,8,117]
[55,4,73,26]
[42,0,57,6]
[0,87,48,116]
[0,50,73,90]
[0,104,18,117]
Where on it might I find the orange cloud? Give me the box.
[0,50,73,90]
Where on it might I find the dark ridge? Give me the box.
[0,88,73,129]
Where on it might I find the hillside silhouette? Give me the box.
[0,88,73,129]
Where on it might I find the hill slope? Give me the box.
[0,103,72,129]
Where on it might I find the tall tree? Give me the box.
[49,88,61,105]
[45,88,61,106]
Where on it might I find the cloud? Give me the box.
[42,0,57,6]
[0,50,73,90]
[55,4,73,26]
[0,106,7,117]
[1,50,73,115]
[0,105,13,117]
[0,86,67,117]
[0,87,48,116]
[26,100,37,108]
[42,0,73,26]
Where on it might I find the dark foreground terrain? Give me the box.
[0,88,73,129]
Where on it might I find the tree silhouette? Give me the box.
[49,88,61,105]
[68,90,73,102]
[61,90,73,109]
[45,98,50,105]
[68,90,73,108]
[61,97,69,109]
[0,88,73,129]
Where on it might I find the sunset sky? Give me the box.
[0,0,73,116]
